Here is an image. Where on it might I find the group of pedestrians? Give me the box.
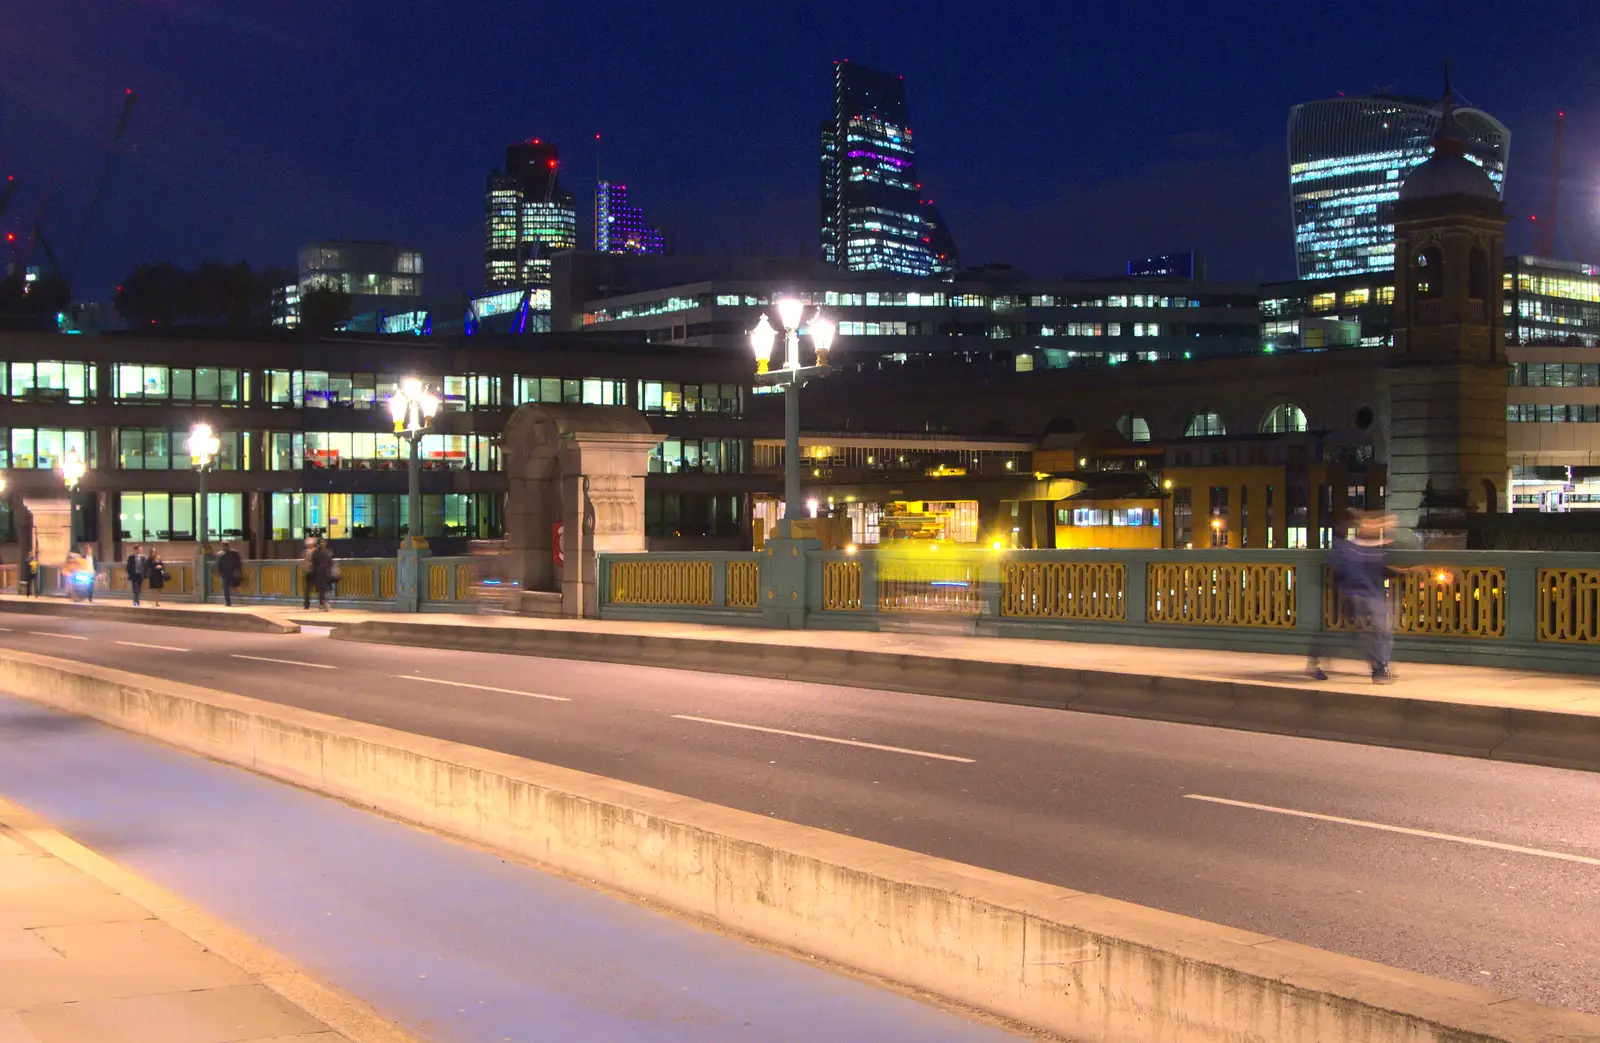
[123,546,169,607]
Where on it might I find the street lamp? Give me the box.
[388,377,440,550]
[60,449,85,492]
[749,298,839,538]
[190,423,220,600]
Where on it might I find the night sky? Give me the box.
[5,1,1597,302]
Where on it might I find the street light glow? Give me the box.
[60,449,85,491]
[775,296,805,332]
[810,315,836,365]
[189,422,220,469]
[749,314,777,375]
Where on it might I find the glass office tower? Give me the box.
[485,140,577,289]
[1288,94,1509,279]
[820,60,957,276]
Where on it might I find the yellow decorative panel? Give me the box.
[337,564,377,598]
[427,564,450,600]
[609,560,714,605]
[258,564,300,597]
[1326,566,1505,639]
[1148,562,1296,628]
[1002,562,1125,621]
[726,561,761,608]
[455,564,475,600]
[1538,569,1600,644]
[380,564,397,600]
[877,559,980,614]
[820,561,861,611]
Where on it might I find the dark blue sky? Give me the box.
[5,0,1597,300]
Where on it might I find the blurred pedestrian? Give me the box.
[126,544,148,606]
[21,551,38,597]
[147,551,167,607]
[1330,510,1395,684]
[301,536,318,609]
[215,542,243,607]
[79,544,96,602]
[309,539,335,612]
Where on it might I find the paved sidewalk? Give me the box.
[0,797,383,1043]
[6,593,1599,719]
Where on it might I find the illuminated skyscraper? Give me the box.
[485,139,577,289]
[820,60,957,276]
[1288,93,1509,279]
[595,181,665,255]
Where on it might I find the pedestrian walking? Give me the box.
[126,545,148,606]
[300,536,318,610]
[79,545,96,602]
[1319,510,1396,684]
[309,539,335,612]
[215,542,243,607]
[147,551,168,607]
[21,552,38,597]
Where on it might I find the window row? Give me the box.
[116,365,243,404]
[637,381,742,414]
[1508,362,1600,387]
[1507,404,1600,423]
[269,432,499,471]
[0,429,95,470]
[118,493,246,543]
[644,492,744,538]
[2,362,97,403]
[1056,507,1161,527]
[269,492,502,541]
[511,377,628,407]
[117,429,245,470]
[647,439,745,475]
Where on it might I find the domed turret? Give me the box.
[1398,71,1498,203]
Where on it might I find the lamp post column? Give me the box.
[197,465,209,602]
[783,375,801,539]
[397,431,429,612]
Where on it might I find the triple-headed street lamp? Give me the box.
[60,449,85,492]
[388,377,440,551]
[750,297,836,538]
[190,422,220,599]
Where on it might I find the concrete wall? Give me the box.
[5,649,1596,1043]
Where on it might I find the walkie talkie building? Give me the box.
[1288,94,1509,279]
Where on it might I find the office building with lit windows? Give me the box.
[485,140,578,289]
[595,181,665,256]
[0,329,762,566]
[298,242,423,318]
[820,60,957,276]
[1288,93,1509,279]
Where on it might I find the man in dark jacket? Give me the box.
[126,545,148,605]
[215,543,243,607]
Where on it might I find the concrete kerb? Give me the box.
[0,599,297,634]
[332,620,1600,773]
[2,648,1597,1043]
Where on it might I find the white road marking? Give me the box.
[395,675,570,703]
[116,640,190,653]
[671,714,975,763]
[28,631,87,641]
[231,653,336,670]
[1184,794,1600,867]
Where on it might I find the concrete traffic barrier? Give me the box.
[0,598,297,634]
[334,620,1600,773]
[3,648,1595,1042]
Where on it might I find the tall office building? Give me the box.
[1288,92,1509,279]
[820,60,957,276]
[485,140,577,289]
[595,181,665,255]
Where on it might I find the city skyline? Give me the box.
[3,2,1594,302]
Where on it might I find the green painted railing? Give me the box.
[597,546,1600,675]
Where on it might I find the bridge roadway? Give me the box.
[1,613,1596,1016]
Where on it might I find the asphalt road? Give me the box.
[2,610,1598,1015]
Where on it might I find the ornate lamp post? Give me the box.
[190,422,220,600]
[388,377,439,611]
[60,450,85,492]
[750,298,836,538]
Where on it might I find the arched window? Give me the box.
[1259,403,1308,434]
[1414,246,1443,300]
[1468,245,1489,302]
[1115,412,1152,443]
[1184,411,1226,438]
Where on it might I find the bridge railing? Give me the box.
[0,556,478,610]
[597,546,1600,674]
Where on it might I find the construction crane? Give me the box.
[1533,112,1565,258]
[65,88,137,290]
[0,175,16,221]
